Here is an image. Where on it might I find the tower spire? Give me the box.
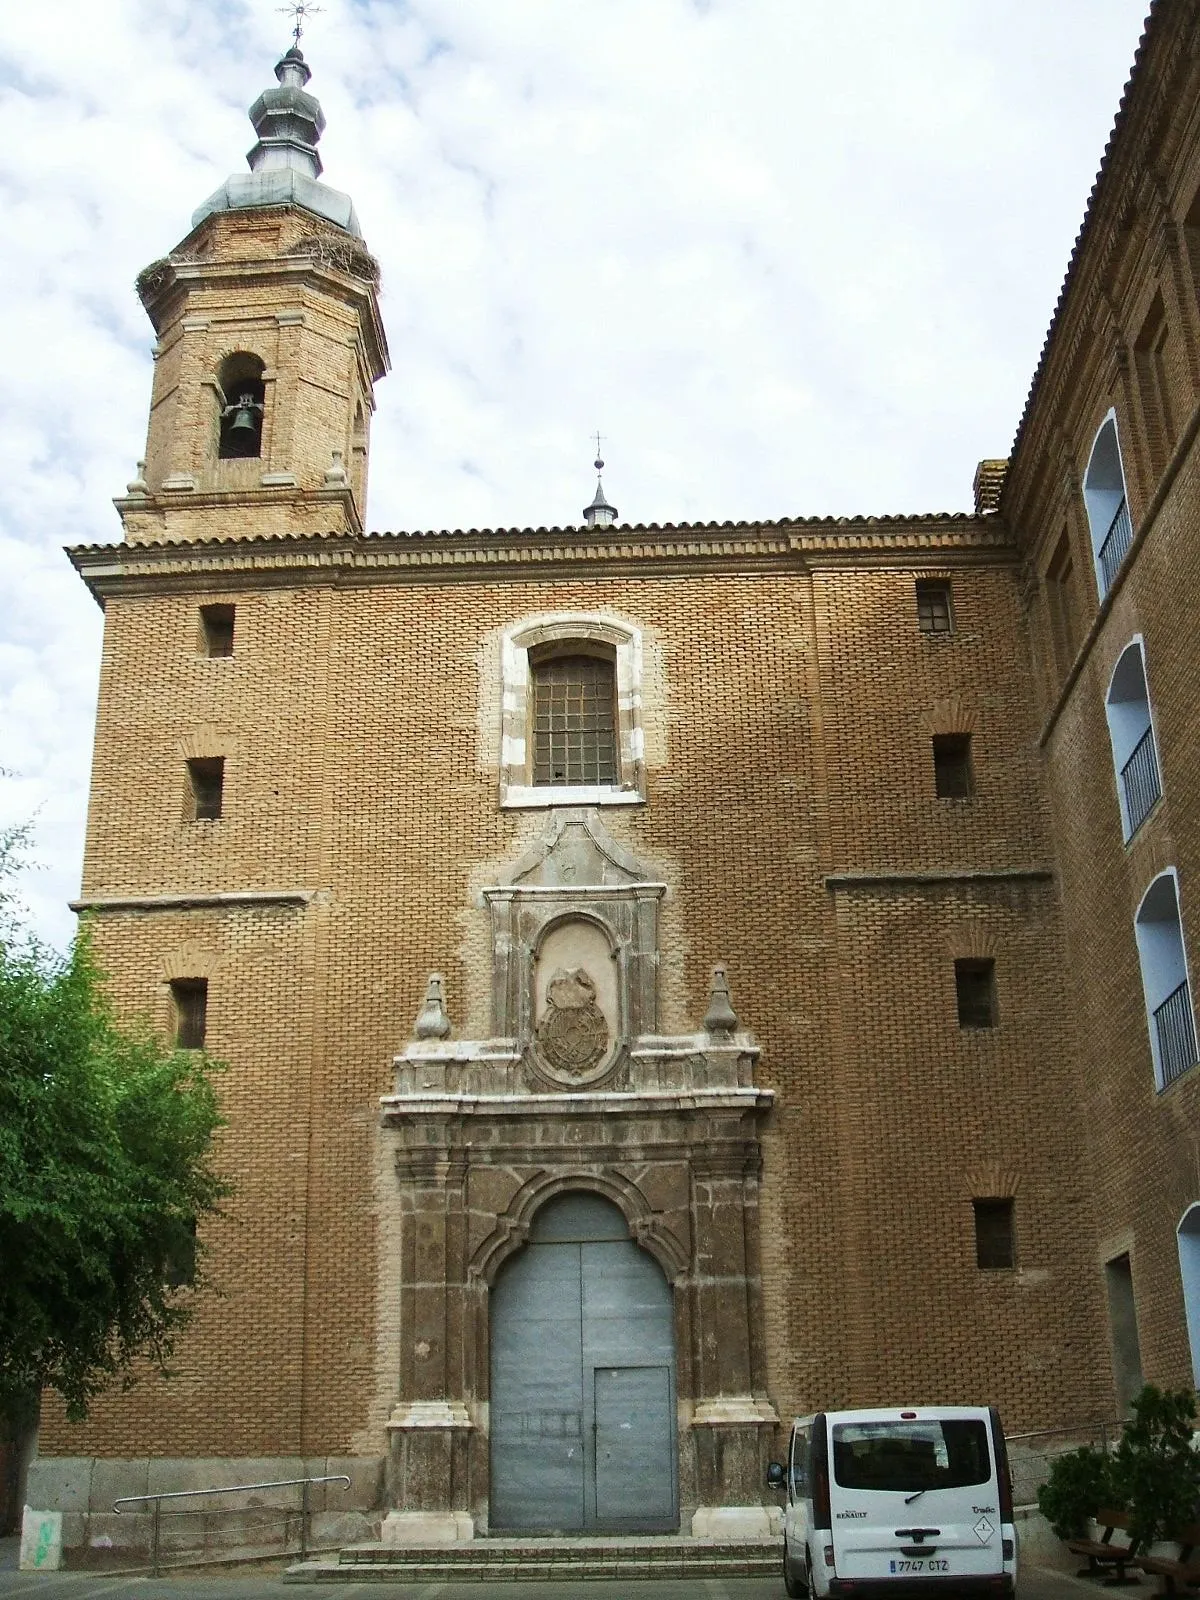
[192,34,361,237]
[582,435,618,528]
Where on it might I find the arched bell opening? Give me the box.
[487,1190,679,1535]
[217,353,267,459]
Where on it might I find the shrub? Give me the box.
[1113,1384,1200,1546]
[1037,1444,1118,1540]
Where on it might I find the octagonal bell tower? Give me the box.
[118,45,389,545]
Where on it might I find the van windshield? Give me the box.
[831,1420,990,1493]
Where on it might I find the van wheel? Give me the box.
[783,1537,807,1598]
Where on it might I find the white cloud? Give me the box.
[0,0,1147,944]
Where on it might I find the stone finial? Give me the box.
[323,449,348,485]
[126,460,149,496]
[413,973,451,1040]
[703,964,738,1035]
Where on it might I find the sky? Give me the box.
[0,0,1150,948]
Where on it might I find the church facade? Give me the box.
[31,0,1200,1555]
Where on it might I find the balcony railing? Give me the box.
[1154,980,1198,1088]
[1120,725,1161,836]
[1098,497,1133,592]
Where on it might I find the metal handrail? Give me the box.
[1098,497,1133,591]
[1155,979,1198,1087]
[1120,725,1161,835]
[114,1472,350,1574]
[1004,1417,1127,1445]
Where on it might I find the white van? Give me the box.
[766,1406,1017,1599]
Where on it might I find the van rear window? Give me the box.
[831,1420,990,1492]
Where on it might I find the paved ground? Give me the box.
[0,1557,1125,1600]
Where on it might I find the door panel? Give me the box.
[489,1241,585,1531]
[593,1365,675,1524]
[489,1194,677,1533]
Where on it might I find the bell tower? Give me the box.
[117,44,389,544]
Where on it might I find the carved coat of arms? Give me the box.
[536,967,609,1075]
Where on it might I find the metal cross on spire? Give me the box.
[277,1,324,47]
[593,430,606,471]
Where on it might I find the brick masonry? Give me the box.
[37,0,1200,1539]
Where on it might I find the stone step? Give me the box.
[285,1536,780,1583]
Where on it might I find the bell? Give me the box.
[226,397,260,444]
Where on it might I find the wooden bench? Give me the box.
[1066,1508,1142,1583]
[1136,1524,1200,1593]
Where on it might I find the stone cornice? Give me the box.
[138,246,389,381]
[114,481,363,536]
[67,517,1017,601]
[379,1086,775,1123]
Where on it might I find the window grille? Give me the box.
[973,1198,1015,1269]
[1154,981,1198,1088]
[1098,498,1134,592]
[1120,726,1161,836]
[531,654,618,786]
[916,580,953,634]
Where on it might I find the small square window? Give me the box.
[973,1198,1015,1269]
[955,958,997,1028]
[916,579,953,634]
[199,604,235,658]
[186,757,224,821]
[933,733,973,798]
[165,1217,198,1288]
[170,978,208,1050]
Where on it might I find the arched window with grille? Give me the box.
[1083,411,1133,598]
[1134,870,1198,1090]
[1104,638,1162,840]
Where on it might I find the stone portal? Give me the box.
[379,811,776,1543]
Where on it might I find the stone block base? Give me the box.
[20,1508,63,1570]
[381,1510,475,1545]
[691,1504,777,1540]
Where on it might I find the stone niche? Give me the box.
[379,810,776,1544]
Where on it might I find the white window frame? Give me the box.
[1104,635,1162,841]
[499,613,646,808]
[1083,409,1133,598]
[1133,867,1197,1090]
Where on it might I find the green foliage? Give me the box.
[0,832,230,1422]
[1037,1444,1118,1540]
[1114,1384,1200,1545]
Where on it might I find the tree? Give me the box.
[0,825,230,1422]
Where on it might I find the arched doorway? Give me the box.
[489,1191,678,1533]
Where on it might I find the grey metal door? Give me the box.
[489,1193,677,1533]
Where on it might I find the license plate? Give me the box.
[889,1559,950,1574]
